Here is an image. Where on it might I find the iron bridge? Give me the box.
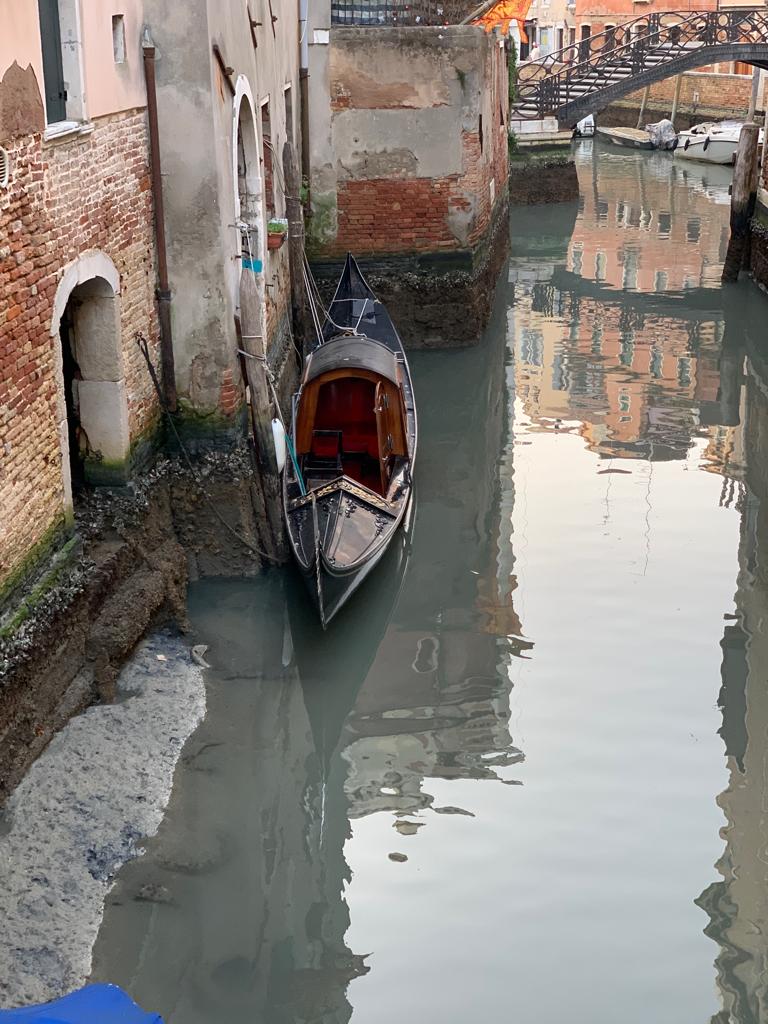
[512,9,768,126]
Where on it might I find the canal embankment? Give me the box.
[0,634,205,1007]
[0,445,267,804]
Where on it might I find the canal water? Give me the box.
[93,145,768,1023]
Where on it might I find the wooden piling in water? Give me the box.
[238,269,287,562]
[670,74,683,127]
[636,85,650,130]
[722,122,760,283]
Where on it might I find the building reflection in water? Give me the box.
[512,145,744,480]
[338,276,529,826]
[698,322,768,1024]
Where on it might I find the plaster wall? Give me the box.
[1,3,146,125]
[0,1,44,90]
[81,0,146,119]
[308,25,508,257]
[142,0,300,419]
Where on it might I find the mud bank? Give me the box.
[0,634,205,1008]
[0,445,268,804]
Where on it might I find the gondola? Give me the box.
[283,254,417,626]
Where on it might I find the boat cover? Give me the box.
[305,335,399,384]
[0,985,162,1023]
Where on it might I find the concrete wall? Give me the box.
[308,25,509,260]
[143,0,300,424]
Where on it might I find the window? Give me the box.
[112,15,126,64]
[38,0,67,123]
[0,147,9,189]
[261,101,275,219]
[284,85,293,144]
[38,0,85,125]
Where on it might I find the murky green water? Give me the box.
[93,145,768,1023]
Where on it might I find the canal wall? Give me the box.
[601,72,766,131]
[508,150,579,205]
[307,26,510,346]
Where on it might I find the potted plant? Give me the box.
[267,218,288,251]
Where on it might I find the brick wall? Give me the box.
[0,108,161,598]
[622,70,764,117]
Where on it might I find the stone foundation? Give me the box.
[310,194,510,348]
[509,153,580,206]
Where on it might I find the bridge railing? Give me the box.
[514,8,768,118]
[330,0,475,25]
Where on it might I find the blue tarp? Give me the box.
[0,985,162,1023]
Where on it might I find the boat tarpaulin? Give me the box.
[0,985,162,1023]
[473,0,533,36]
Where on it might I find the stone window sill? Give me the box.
[43,121,95,144]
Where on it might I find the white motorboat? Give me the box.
[675,120,764,166]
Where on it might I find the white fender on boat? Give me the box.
[272,418,286,472]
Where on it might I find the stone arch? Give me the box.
[51,252,130,502]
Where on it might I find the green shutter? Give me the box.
[38,0,67,123]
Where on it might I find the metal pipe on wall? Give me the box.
[142,27,178,413]
[299,0,310,190]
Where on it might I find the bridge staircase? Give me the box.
[513,10,768,127]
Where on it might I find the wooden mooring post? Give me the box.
[238,267,286,562]
[722,122,760,283]
[636,85,650,130]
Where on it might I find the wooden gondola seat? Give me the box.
[306,430,343,474]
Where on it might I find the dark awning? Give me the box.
[304,335,399,385]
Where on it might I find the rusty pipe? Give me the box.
[142,28,177,412]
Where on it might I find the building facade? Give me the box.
[0,0,303,609]
[306,17,510,346]
[1,1,161,606]
[141,0,301,432]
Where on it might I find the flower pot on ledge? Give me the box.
[267,231,287,251]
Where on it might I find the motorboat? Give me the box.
[283,254,417,626]
[675,120,764,165]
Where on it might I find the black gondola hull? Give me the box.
[283,255,417,625]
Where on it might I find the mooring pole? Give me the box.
[282,140,310,354]
[723,122,760,283]
[670,74,683,127]
[636,85,650,130]
[747,65,761,123]
[238,268,286,561]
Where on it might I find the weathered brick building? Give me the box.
[307,23,510,345]
[0,0,304,612]
[1,2,161,607]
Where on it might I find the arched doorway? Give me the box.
[52,255,130,499]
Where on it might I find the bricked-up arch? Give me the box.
[232,77,265,258]
[51,253,130,499]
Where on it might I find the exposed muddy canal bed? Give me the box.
[6,145,768,1022]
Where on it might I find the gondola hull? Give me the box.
[283,255,417,625]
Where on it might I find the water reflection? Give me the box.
[90,146,768,1023]
[698,331,768,1024]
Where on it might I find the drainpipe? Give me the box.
[299,0,311,189]
[142,28,178,413]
